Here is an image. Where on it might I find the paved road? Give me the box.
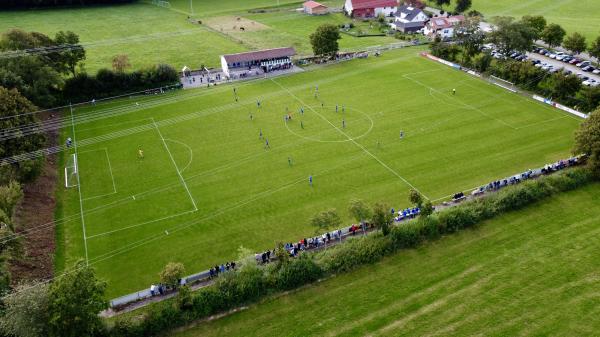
[525,52,600,82]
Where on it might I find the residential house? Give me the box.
[344,0,398,19]
[303,1,328,15]
[424,15,465,39]
[390,5,428,33]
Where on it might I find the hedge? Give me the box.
[63,64,179,104]
[108,167,594,337]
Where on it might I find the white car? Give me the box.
[548,53,557,59]
[542,64,553,71]
[593,69,600,75]
[583,79,597,86]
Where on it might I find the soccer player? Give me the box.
[257,99,261,108]
[265,138,270,149]
[342,105,345,113]
[453,88,456,95]
[309,175,313,186]
[259,129,263,139]
[342,119,346,128]
[138,148,144,159]
[250,113,253,120]
[336,105,338,113]
[288,157,292,166]
[66,137,72,148]
[301,121,304,129]
[300,107,304,115]
[400,131,404,139]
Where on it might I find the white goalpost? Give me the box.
[65,153,79,188]
[152,0,171,8]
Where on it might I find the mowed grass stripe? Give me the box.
[172,184,600,337]
[57,47,584,297]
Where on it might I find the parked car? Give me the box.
[563,69,573,75]
[562,56,573,63]
[569,58,581,65]
[577,73,589,81]
[593,69,600,75]
[577,61,591,68]
[583,79,597,86]
[582,65,595,72]
[531,59,541,65]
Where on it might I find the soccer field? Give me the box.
[172,183,600,337]
[58,47,582,297]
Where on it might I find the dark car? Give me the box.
[569,58,581,65]
[562,56,573,63]
[531,59,541,65]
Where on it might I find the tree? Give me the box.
[111,54,131,73]
[434,0,450,6]
[54,31,85,76]
[408,189,423,207]
[589,36,600,61]
[539,72,581,102]
[0,283,50,337]
[0,87,46,183]
[455,0,471,13]
[541,23,566,48]
[576,86,600,113]
[487,17,536,54]
[521,15,546,40]
[309,24,341,57]
[420,201,434,218]
[563,32,587,55]
[159,262,185,289]
[371,203,393,236]
[574,108,600,175]
[348,199,372,226]
[47,260,107,337]
[455,16,485,63]
[310,208,341,232]
[176,285,193,310]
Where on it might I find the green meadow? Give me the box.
[173,182,600,337]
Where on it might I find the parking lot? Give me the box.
[484,45,600,87]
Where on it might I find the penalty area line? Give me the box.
[152,118,198,211]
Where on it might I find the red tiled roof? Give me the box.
[222,47,296,64]
[351,0,397,10]
[304,1,326,9]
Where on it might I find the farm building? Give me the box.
[344,0,398,19]
[303,1,328,15]
[424,15,465,39]
[390,5,428,32]
[220,47,296,77]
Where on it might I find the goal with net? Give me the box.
[65,153,79,188]
[152,0,171,8]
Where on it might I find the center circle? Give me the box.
[284,105,374,143]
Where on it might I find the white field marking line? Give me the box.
[283,106,375,143]
[81,148,118,201]
[271,78,430,200]
[152,117,198,211]
[515,115,570,130]
[164,138,194,173]
[403,74,518,130]
[87,209,197,239]
[458,78,582,123]
[70,106,89,265]
[88,151,367,262]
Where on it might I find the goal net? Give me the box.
[488,75,519,93]
[65,153,79,188]
[152,0,171,8]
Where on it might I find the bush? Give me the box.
[63,64,179,103]
[390,221,423,249]
[316,233,392,273]
[269,254,323,290]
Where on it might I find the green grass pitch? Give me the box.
[58,47,582,297]
[172,183,600,337]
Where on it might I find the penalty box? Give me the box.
[74,122,197,246]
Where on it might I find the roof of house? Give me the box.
[396,5,425,21]
[350,0,398,10]
[303,0,327,9]
[222,47,296,64]
[428,16,464,30]
[395,21,425,29]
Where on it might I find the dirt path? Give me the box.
[9,112,60,284]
